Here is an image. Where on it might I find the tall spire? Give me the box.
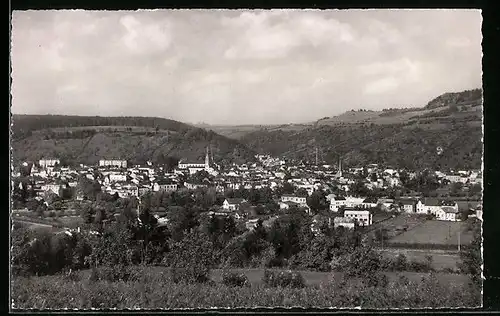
[337,157,342,177]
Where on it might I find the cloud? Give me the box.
[11,9,482,125]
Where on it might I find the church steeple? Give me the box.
[337,157,342,178]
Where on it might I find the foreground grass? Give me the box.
[11,267,480,310]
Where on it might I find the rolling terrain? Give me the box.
[11,115,257,166]
[11,88,482,170]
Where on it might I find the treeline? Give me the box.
[425,89,482,109]
[11,115,193,139]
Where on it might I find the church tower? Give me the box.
[205,146,210,169]
[336,157,342,178]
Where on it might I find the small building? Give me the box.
[39,158,60,168]
[281,194,307,205]
[223,198,247,211]
[153,181,178,192]
[435,206,461,221]
[399,199,417,213]
[344,209,372,226]
[99,159,127,168]
[416,198,441,215]
[333,217,356,229]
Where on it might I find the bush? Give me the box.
[221,271,250,287]
[262,270,306,289]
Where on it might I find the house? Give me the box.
[329,196,347,212]
[280,201,299,210]
[281,194,307,205]
[399,199,417,213]
[441,200,459,211]
[99,159,127,168]
[344,209,372,226]
[326,194,336,202]
[223,198,247,211]
[416,198,442,215]
[435,207,461,221]
[361,197,378,209]
[333,217,356,229]
[39,159,60,168]
[41,183,63,196]
[153,181,178,192]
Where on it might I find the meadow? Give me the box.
[389,220,473,246]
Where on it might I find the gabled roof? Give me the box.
[441,206,459,214]
[423,198,440,206]
[399,199,417,205]
[226,198,246,204]
[363,197,378,203]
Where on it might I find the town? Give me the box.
[11,147,483,235]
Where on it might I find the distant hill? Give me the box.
[197,89,482,140]
[425,88,482,109]
[11,115,257,166]
[238,89,483,170]
[240,122,482,170]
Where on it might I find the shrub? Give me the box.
[221,271,250,287]
[363,272,389,288]
[262,270,306,289]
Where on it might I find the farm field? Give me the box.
[389,220,473,246]
[368,213,427,239]
[377,248,461,271]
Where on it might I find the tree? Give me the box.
[307,191,327,213]
[169,230,215,284]
[370,173,378,182]
[458,220,482,286]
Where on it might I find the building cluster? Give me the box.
[12,149,482,231]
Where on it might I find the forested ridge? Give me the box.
[240,122,482,170]
[11,115,257,166]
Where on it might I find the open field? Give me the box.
[377,248,461,271]
[389,220,473,246]
[368,213,428,239]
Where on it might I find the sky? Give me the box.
[11,9,482,125]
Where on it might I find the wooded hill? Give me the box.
[11,115,257,166]
[238,89,483,170]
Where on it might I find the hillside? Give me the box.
[11,115,257,166]
[240,122,482,170]
[197,89,482,140]
[238,89,483,170]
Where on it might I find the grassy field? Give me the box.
[389,220,473,246]
[369,214,428,239]
[11,267,476,309]
[377,248,461,271]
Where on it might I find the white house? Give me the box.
[329,196,347,212]
[41,183,62,196]
[333,217,356,229]
[416,198,442,215]
[39,159,60,168]
[223,198,247,211]
[153,181,178,192]
[344,209,372,226]
[399,199,417,213]
[435,207,461,221]
[99,159,127,168]
[281,194,307,205]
